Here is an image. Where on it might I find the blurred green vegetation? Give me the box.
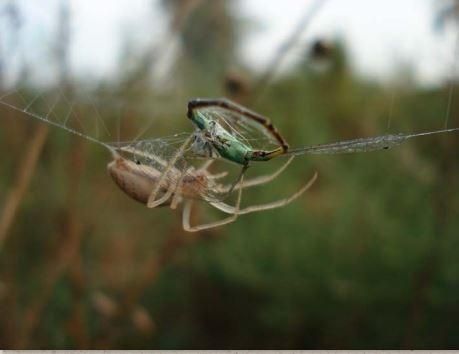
[1,0,459,349]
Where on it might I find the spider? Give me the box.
[108,151,317,232]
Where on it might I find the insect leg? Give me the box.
[226,164,249,195]
[170,168,189,210]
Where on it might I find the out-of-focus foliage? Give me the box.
[0,1,459,349]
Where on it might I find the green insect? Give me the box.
[187,98,459,162]
[187,99,288,164]
[184,98,459,188]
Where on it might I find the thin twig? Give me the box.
[0,124,49,248]
[253,0,329,103]
[67,249,90,348]
[17,139,87,348]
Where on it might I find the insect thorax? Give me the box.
[190,111,254,165]
[191,130,221,159]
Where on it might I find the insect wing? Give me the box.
[197,104,284,152]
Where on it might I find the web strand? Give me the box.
[286,128,459,156]
[0,89,114,152]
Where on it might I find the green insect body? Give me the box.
[189,108,284,165]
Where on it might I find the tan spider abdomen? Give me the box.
[107,155,170,206]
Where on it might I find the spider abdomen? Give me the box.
[107,155,210,206]
[107,156,170,206]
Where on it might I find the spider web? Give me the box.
[0,88,242,203]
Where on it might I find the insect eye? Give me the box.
[136,160,141,165]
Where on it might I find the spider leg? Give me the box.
[207,171,229,180]
[220,156,294,193]
[147,134,193,208]
[182,175,243,232]
[170,168,189,210]
[197,159,228,180]
[198,159,215,171]
[146,182,176,209]
[210,171,318,215]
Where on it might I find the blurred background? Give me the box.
[1,0,459,349]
